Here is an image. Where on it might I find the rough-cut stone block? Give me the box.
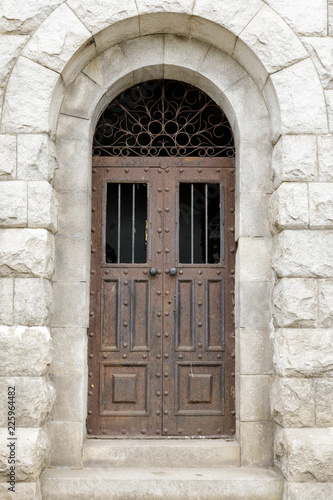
[274,328,333,378]
[319,280,333,327]
[270,59,327,134]
[0,427,49,482]
[286,483,333,500]
[315,379,333,427]
[272,183,309,229]
[237,329,273,375]
[57,191,91,237]
[0,377,55,427]
[275,428,333,482]
[303,38,333,90]
[50,328,87,376]
[54,237,89,282]
[236,5,307,76]
[48,421,83,467]
[236,238,272,283]
[272,135,317,187]
[0,135,16,179]
[0,0,62,34]
[0,229,54,278]
[0,35,28,88]
[240,421,273,467]
[17,134,57,182]
[271,377,315,427]
[0,278,13,325]
[309,183,333,228]
[0,481,41,500]
[265,0,327,36]
[50,374,85,421]
[318,135,333,182]
[2,56,59,133]
[193,0,262,36]
[52,282,89,328]
[23,4,91,74]
[0,326,52,376]
[28,181,58,233]
[0,181,27,227]
[273,230,333,278]
[273,278,317,328]
[14,278,53,326]
[330,0,333,35]
[68,0,138,34]
[239,375,271,422]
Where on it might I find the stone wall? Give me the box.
[0,1,333,498]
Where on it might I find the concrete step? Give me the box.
[83,438,240,468]
[41,467,284,499]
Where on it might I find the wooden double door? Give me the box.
[87,157,235,437]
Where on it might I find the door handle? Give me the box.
[150,268,157,276]
[169,267,177,276]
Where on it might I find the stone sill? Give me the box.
[83,438,240,468]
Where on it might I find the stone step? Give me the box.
[41,467,284,499]
[83,438,240,468]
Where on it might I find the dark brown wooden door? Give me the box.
[87,157,235,437]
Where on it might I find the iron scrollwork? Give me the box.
[93,80,235,157]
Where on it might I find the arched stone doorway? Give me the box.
[88,79,236,437]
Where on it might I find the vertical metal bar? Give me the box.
[132,183,135,264]
[191,183,194,264]
[205,183,208,264]
[117,184,121,264]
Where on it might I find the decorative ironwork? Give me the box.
[93,80,235,157]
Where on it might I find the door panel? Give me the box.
[88,157,235,437]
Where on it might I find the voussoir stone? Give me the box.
[275,428,333,482]
[269,58,327,134]
[273,278,317,328]
[0,228,54,278]
[0,326,52,376]
[14,278,53,326]
[274,328,333,378]
[0,135,16,180]
[2,56,59,133]
[273,230,333,278]
[272,183,309,229]
[0,427,49,482]
[319,280,333,327]
[17,134,57,182]
[0,377,55,427]
[303,38,333,90]
[0,0,63,34]
[309,183,333,228]
[0,35,28,88]
[0,181,27,228]
[271,377,315,427]
[265,0,327,36]
[22,3,92,74]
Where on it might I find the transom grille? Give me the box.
[93,80,235,157]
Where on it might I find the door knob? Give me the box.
[150,268,157,276]
[169,267,177,276]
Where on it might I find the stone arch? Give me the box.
[49,32,274,466]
